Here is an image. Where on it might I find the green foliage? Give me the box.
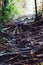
[0,24,3,31]
[1,0,42,23]
[3,0,25,22]
[0,10,2,22]
[37,9,42,15]
[37,6,42,16]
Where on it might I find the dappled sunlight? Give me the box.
[24,0,35,15]
[14,0,42,16]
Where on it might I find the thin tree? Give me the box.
[34,0,37,19]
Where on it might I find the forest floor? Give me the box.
[0,15,43,65]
